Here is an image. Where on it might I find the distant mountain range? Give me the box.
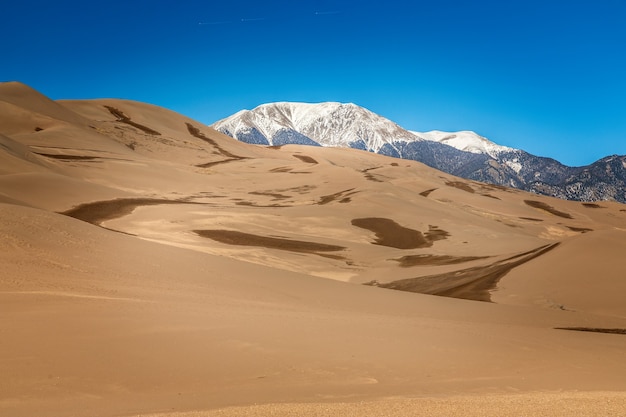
[213,102,626,203]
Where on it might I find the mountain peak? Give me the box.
[212,101,519,158]
[213,101,420,151]
[414,130,515,158]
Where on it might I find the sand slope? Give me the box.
[1,82,625,416]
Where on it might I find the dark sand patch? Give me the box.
[446,181,475,193]
[61,198,201,225]
[193,230,345,254]
[524,200,573,219]
[393,254,490,267]
[292,154,318,164]
[185,123,242,159]
[363,173,383,182]
[235,201,290,208]
[35,153,100,161]
[479,183,514,192]
[351,218,449,249]
[369,243,559,302]
[316,253,348,260]
[196,158,244,168]
[191,192,228,199]
[104,106,161,136]
[425,225,449,242]
[35,153,132,162]
[270,167,293,173]
[187,123,250,168]
[318,189,356,205]
[566,226,594,233]
[555,327,626,335]
[353,218,428,249]
[582,203,606,209]
[496,218,522,228]
[519,217,543,222]
[277,185,317,194]
[249,191,291,200]
[482,194,501,200]
[362,167,385,183]
[420,188,437,197]
[30,145,108,151]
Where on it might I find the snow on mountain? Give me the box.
[212,102,519,160]
[213,102,422,153]
[413,130,515,158]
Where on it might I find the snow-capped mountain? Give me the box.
[414,130,514,158]
[212,102,626,203]
[213,102,422,153]
[214,102,517,159]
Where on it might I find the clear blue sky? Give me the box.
[2,0,625,166]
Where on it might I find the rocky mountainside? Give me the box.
[213,102,626,203]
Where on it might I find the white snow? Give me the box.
[213,102,422,153]
[213,102,518,158]
[412,130,515,158]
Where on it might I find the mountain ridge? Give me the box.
[213,102,626,203]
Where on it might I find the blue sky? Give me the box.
[2,0,625,166]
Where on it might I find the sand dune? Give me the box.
[1,82,625,416]
[494,228,626,317]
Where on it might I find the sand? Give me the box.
[140,392,626,416]
[1,81,626,417]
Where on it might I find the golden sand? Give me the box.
[1,82,625,417]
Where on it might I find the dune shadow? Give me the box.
[293,154,318,164]
[446,181,475,193]
[369,243,559,302]
[196,158,245,168]
[35,153,100,161]
[186,122,250,165]
[194,229,345,256]
[419,188,437,197]
[61,198,202,225]
[105,106,161,136]
[566,226,593,233]
[352,218,449,249]
[249,191,291,200]
[318,189,357,205]
[555,327,626,335]
[524,200,573,219]
[582,203,605,209]
[361,167,385,183]
[393,254,490,267]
